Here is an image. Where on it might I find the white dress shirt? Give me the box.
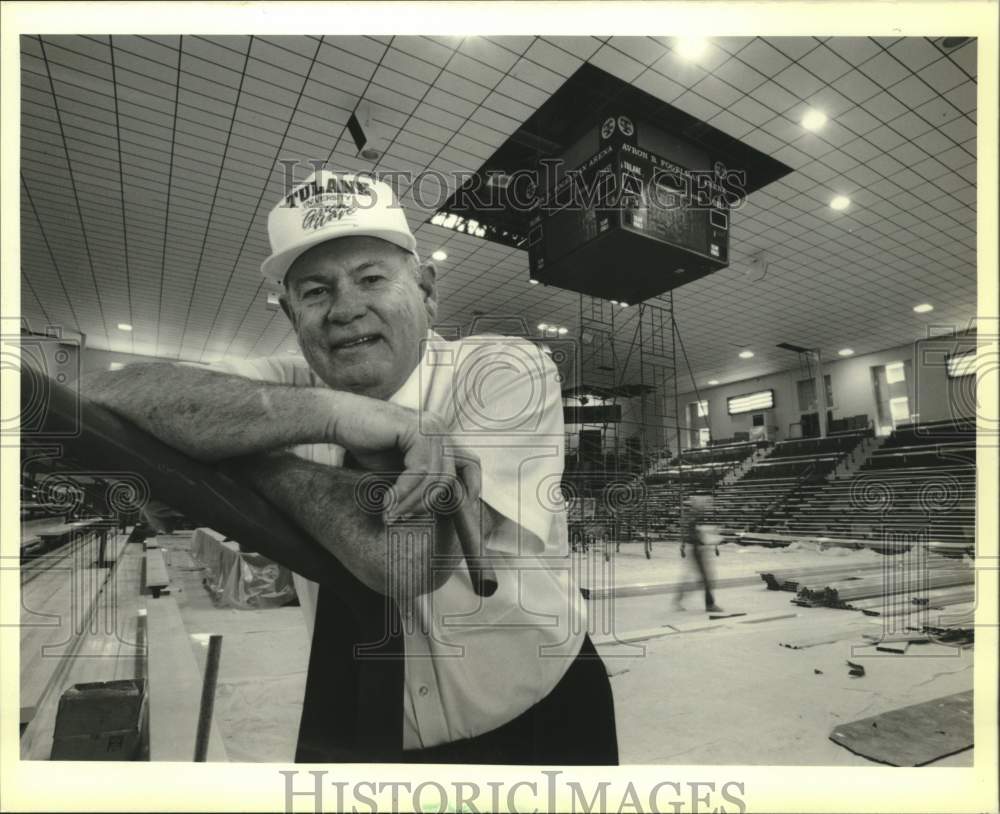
[214,331,587,749]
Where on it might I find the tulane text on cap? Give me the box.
[261,170,417,285]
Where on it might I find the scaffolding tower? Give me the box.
[565,292,708,558]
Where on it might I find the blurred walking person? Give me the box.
[675,493,723,613]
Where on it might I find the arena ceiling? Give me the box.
[18,34,978,388]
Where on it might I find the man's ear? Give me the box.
[418,260,439,320]
[278,292,298,330]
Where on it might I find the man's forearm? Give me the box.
[231,451,460,598]
[80,363,380,462]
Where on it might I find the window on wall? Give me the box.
[946,349,978,378]
[698,427,711,447]
[728,389,774,415]
[871,360,913,435]
[686,400,710,449]
[796,374,834,412]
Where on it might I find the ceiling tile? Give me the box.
[383,47,443,85]
[691,74,743,108]
[887,38,944,72]
[712,57,767,93]
[632,70,685,104]
[771,63,825,98]
[457,37,518,72]
[607,37,667,67]
[766,37,821,61]
[393,36,454,68]
[887,74,937,107]
[671,90,722,122]
[838,106,881,135]
[831,70,881,104]
[914,96,963,127]
[856,51,910,88]
[919,56,970,93]
[828,37,882,67]
[589,45,645,83]
[947,41,977,77]
[539,36,602,63]
[729,96,774,126]
[750,80,800,113]
[736,39,792,76]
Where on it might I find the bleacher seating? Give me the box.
[709,432,869,536]
[646,440,763,483]
[766,419,975,555]
[560,419,972,555]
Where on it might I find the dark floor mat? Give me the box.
[829,690,973,766]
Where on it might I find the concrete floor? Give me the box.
[161,536,973,765]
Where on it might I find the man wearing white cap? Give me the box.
[83,170,618,764]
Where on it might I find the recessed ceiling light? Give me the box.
[830,195,850,211]
[117,323,133,332]
[529,278,539,285]
[838,348,855,357]
[610,300,619,305]
[708,379,719,385]
[431,249,447,262]
[739,350,754,359]
[913,303,934,313]
[801,109,827,131]
[558,327,568,335]
[674,37,708,61]
[620,301,629,308]
[538,323,548,331]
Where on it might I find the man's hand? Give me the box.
[331,404,460,521]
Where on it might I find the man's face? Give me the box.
[281,236,437,400]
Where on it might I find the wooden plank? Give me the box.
[144,548,170,596]
[760,561,887,591]
[736,611,798,624]
[829,691,973,766]
[583,572,761,600]
[912,587,976,607]
[19,530,119,724]
[779,621,875,649]
[145,595,227,762]
[592,626,678,647]
[798,569,973,608]
[20,542,146,759]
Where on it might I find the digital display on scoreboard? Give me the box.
[531,140,733,270]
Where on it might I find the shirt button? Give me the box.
[418,685,430,697]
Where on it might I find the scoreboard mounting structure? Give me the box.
[527,114,737,303]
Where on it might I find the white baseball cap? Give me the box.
[261,170,418,285]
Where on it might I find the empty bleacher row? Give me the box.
[711,432,870,537]
[763,419,975,555]
[557,420,974,555]
[620,441,765,541]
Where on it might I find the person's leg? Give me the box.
[690,543,719,610]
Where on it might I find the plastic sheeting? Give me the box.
[191,528,297,609]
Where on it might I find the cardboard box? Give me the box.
[51,679,147,761]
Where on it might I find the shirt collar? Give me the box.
[387,329,440,410]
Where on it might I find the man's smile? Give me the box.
[329,333,382,351]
